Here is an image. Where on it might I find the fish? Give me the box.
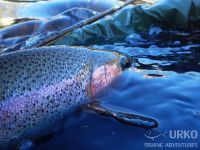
[0,46,131,149]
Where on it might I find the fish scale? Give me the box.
[0,46,124,149]
[0,46,88,99]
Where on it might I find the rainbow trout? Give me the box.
[0,46,130,149]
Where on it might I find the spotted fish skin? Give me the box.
[0,46,124,149]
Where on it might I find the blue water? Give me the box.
[0,0,200,150]
[29,30,200,149]
[0,0,121,50]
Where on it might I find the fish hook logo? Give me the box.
[144,129,167,141]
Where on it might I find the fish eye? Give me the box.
[120,56,132,70]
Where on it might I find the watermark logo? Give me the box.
[144,129,199,141]
[144,129,167,141]
[144,129,199,149]
[169,130,198,139]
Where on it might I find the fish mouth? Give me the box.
[90,63,122,96]
[120,55,133,70]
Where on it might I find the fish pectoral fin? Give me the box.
[82,101,158,129]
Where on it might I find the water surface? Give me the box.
[0,1,200,150]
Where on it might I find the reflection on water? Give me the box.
[77,27,200,150]
[0,8,97,49]
[0,0,123,50]
[20,26,200,150]
[0,0,122,27]
[0,1,200,150]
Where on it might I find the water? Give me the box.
[0,0,122,50]
[1,0,200,150]
[30,29,200,149]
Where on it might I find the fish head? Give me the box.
[90,50,133,96]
